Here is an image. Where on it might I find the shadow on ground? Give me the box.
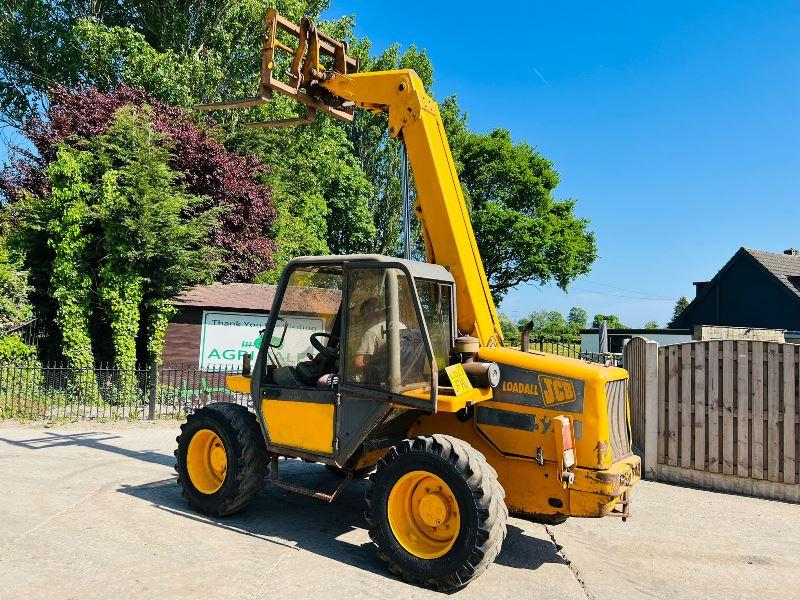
[2,430,568,591]
[0,431,175,467]
[119,458,567,590]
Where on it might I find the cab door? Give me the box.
[335,263,438,461]
[255,262,343,458]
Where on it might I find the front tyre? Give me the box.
[365,435,507,591]
[175,402,267,516]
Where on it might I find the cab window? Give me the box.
[415,280,453,371]
[344,267,431,392]
[270,266,343,367]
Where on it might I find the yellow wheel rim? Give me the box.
[387,470,461,559]
[186,429,227,494]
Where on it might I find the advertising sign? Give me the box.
[199,311,323,369]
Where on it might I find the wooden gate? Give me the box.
[624,336,799,502]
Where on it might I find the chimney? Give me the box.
[785,248,799,256]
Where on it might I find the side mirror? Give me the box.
[270,317,289,348]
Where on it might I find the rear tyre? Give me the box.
[175,402,267,516]
[365,434,507,591]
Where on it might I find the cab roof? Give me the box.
[288,254,455,283]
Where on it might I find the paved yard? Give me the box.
[1,421,798,599]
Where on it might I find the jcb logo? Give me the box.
[538,375,576,406]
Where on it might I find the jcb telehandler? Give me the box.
[175,10,640,590]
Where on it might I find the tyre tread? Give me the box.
[365,434,507,591]
[175,403,267,517]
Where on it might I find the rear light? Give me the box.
[560,417,575,468]
[553,416,576,486]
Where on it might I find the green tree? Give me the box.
[0,240,33,331]
[644,320,659,329]
[455,129,596,301]
[567,306,588,333]
[592,314,626,329]
[0,335,34,361]
[1,2,598,304]
[231,114,376,282]
[0,0,330,127]
[672,296,690,323]
[520,310,571,341]
[10,106,220,369]
[345,43,436,255]
[498,312,521,347]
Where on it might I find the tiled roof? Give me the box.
[744,248,800,301]
[172,283,341,314]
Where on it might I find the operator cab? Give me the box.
[255,255,455,413]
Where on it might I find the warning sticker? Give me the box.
[445,363,474,395]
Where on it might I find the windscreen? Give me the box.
[344,267,432,393]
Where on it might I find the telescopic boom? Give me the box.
[195,9,503,347]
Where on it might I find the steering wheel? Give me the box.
[310,332,340,360]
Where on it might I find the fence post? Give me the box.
[148,363,158,420]
[643,339,659,479]
[623,336,660,479]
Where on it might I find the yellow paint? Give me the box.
[354,447,389,470]
[411,406,640,519]
[475,401,555,458]
[186,429,227,494]
[444,363,473,395]
[261,399,334,453]
[569,454,640,516]
[195,13,642,523]
[226,375,251,394]
[539,375,577,406]
[479,346,627,471]
[322,70,502,347]
[402,385,493,412]
[387,470,461,559]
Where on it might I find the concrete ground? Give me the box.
[1,422,798,600]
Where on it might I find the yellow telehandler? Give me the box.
[175,10,640,590]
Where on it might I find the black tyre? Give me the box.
[175,402,267,517]
[365,434,508,591]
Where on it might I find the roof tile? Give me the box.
[744,248,800,301]
[172,283,341,314]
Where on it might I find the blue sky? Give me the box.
[323,1,800,327]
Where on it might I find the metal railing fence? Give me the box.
[0,361,249,421]
[526,337,623,367]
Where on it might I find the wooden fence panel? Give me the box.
[624,337,646,455]
[737,341,750,477]
[707,341,720,473]
[752,342,764,480]
[767,343,781,482]
[667,345,679,466]
[722,341,735,475]
[658,347,666,464]
[693,343,706,471]
[681,344,692,469]
[784,344,797,484]
[652,339,799,503]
